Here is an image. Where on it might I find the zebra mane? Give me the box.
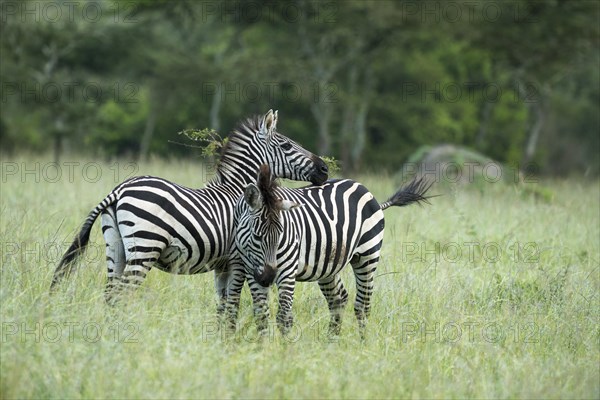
[257,164,280,212]
[219,115,261,161]
[210,115,263,185]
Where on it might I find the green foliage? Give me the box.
[519,184,555,204]
[90,89,150,156]
[321,156,341,174]
[178,128,228,158]
[1,0,598,175]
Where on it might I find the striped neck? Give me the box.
[207,117,262,190]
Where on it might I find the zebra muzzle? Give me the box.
[253,264,277,287]
[309,157,329,185]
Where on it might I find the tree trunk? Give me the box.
[517,79,548,170]
[53,135,62,164]
[351,99,369,172]
[340,67,358,169]
[348,67,374,173]
[476,101,494,149]
[139,95,157,162]
[311,102,332,156]
[521,101,545,168]
[52,115,65,163]
[209,84,222,131]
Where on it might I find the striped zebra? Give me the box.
[50,110,329,304]
[225,164,431,337]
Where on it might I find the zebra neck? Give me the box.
[208,162,254,190]
[208,148,259,190]
[206,120,261,190]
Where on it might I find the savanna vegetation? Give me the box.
[1,158,598,398]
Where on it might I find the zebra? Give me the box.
[50,110,329,304]
[224,164,432,337]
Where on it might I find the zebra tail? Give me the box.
[50,193,117,291]
[379,177,435,211]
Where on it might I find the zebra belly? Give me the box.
[154,245,189,273]
[295,251,354,282]
[116,209,220,275]
[154,250,227,275]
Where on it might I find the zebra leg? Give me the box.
[247,275,271,335]
[115,258,156,300]
[275,275,296,335]
[215,267,229,316]
[209,255,234,316]
[224,286,242,333]
[318,274,349,336]
[101,208,126,304]
[222,257,246,332]
[111,236,162,301]
[350,252,380,338]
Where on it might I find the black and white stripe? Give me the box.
[225,165,431,336]
[50,110,329,303]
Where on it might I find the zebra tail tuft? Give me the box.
[50,194,115,292]
[380,177,436,210]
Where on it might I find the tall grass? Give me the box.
[1,156,598,399]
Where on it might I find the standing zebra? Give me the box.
[50,110,329,303]
[225,165,431,337]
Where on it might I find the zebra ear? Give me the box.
[244,184,262,210]
[258,109,277,142]
[277,199,302,211]
[271,110,278,133]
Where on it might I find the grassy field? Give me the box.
[1,156,599,399]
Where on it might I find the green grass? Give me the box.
[1,156,599,399]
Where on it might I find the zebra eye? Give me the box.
[281,142,292,151]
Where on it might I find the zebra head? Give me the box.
[254,109,328,185]
[240,164,301,287]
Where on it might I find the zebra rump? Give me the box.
[50,193,117,291]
